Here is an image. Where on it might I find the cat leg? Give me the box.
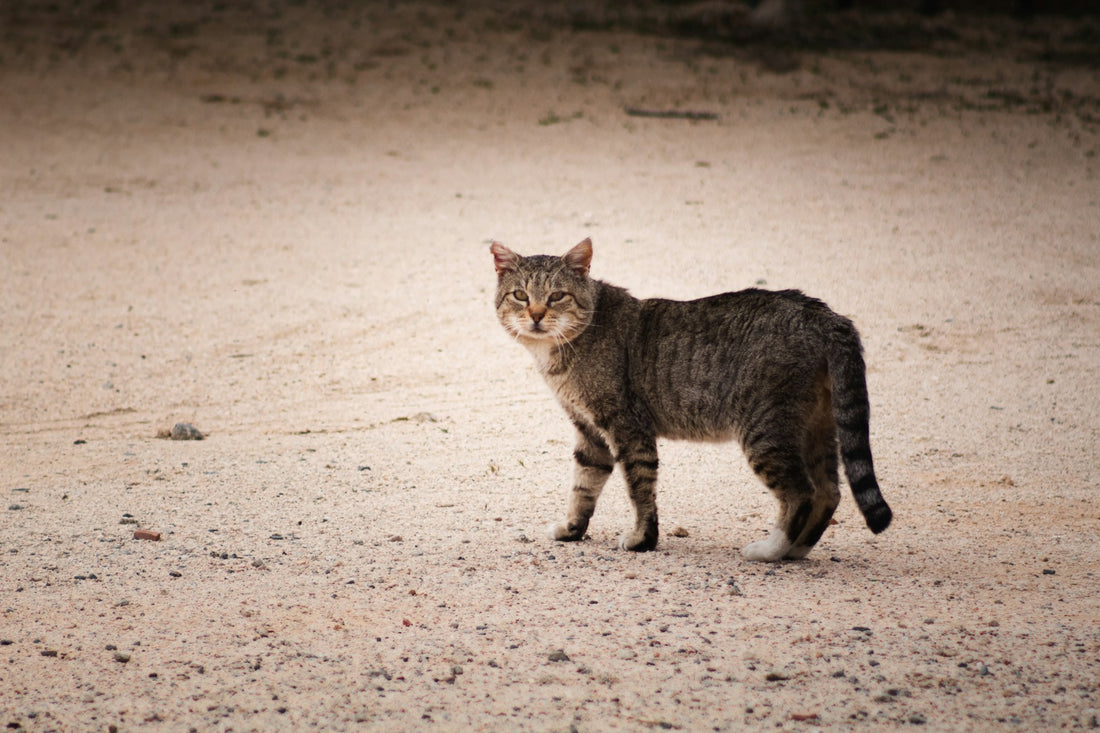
[741,445,814,562]
[786,420,841,560]
[547,422,615,542]
[615,435,660,552]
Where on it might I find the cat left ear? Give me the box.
[563,238,593,276]
[491,242,521,274]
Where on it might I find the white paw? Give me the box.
[546,521,568,541]
[741,528,793,562]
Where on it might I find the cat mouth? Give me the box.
[518,323,556,341]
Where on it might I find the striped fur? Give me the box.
[493,239,892,562]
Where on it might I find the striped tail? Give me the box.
[827,319,893,534]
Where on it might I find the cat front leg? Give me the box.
[615,435,660,552]
[547,422,615,542]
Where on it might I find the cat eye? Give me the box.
[511,290,529,302]
[547,291,568,304]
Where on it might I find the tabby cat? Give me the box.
[491,238,892,562]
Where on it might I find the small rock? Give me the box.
[547,649,570,663]
[40,650,58,658]
[114,651,131,663]
[133,530,161,541]
[161,423,204,440]
[765,671,789,681]
[1042,569,1056,575]
[909,712,927,725]
[168,571,182,578]
[670,526,689,537]
[7,504,23,511]
[726,578,743,596]
[388,534,403,542]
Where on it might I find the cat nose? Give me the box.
[528,305,547,323]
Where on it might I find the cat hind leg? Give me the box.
[785,422,841,560]
[741,445,814,562]
[742,526,794,562]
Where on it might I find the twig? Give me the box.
[623,107,719,121]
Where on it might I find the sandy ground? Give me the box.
[2,2,1099,731]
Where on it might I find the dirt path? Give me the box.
[1,2,1098,730]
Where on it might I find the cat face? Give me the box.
[491,239,595,346]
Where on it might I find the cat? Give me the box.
[491,237,892,562]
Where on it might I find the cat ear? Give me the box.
[563,238,593,276]
[490,242,521,274]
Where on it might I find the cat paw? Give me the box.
[547,521,586,542]
[741,529,793,562]
[783,545,813,560]
[617,529,658,552]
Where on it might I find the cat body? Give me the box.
[491,238,892,562]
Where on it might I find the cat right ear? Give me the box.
[563,238,593,276]
[491,242,521,274]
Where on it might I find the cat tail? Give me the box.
[827,320,893,534]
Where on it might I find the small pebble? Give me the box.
[670,526,689,537]
[169,423,204,440]
[114,651,131,663]
[909,713,927,725]
[547,649,570,663]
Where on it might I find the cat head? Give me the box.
[491,238,596,347]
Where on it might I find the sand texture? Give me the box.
[2,2,1099,730]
